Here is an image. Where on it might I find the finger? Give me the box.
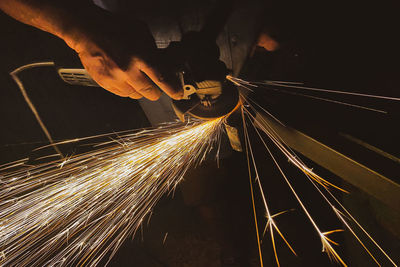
[102,85,125,97]
[80,57,143,99]
[128,90,143,99]
[94,77,123,95]
[126,71,162,101]
[140,63,183,100]
[106,69,140,97]
[115,81,143,99]
[97,78,140,98]
[115,81,140,97]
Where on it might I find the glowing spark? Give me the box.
[243,105,347,266]
[162,232,168,245]
[320,232,347,266]
[230,76,391,114]
[262,209,294,239]
[0,119,224,266]
[259,80,400,102]
[242,108,296,267]
[321,229,345,246]
[242,102,347,193]
[239,89,397,266]
[2,71,397,267]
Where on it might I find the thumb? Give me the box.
[140,61,183,100]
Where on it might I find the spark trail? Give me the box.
[1,70,398,267]
[0,119,224,266]
[228,76,400,114]
[237,83,398,267]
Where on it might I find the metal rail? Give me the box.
[254,112,400,213]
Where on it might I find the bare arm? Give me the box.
[0,0,182,100]
[0,0,94,54]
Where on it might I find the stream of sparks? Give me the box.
[0,119,224,266]
[231,74,398,267]
[1,72,398,267]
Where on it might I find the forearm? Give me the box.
[0,0,182,100]
[0,0,102,51]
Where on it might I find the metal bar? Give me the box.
[254,112,400,213]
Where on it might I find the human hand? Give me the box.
[65,7,182,101]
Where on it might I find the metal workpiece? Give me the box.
[224,121,242,152]
[254,112,400,213]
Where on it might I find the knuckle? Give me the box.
[137,86,154,93]
[129,93,142,99]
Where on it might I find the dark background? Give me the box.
[0,0,399,266]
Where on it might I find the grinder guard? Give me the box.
[160,31,240,121]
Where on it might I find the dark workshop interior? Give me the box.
[0,0,399,266]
